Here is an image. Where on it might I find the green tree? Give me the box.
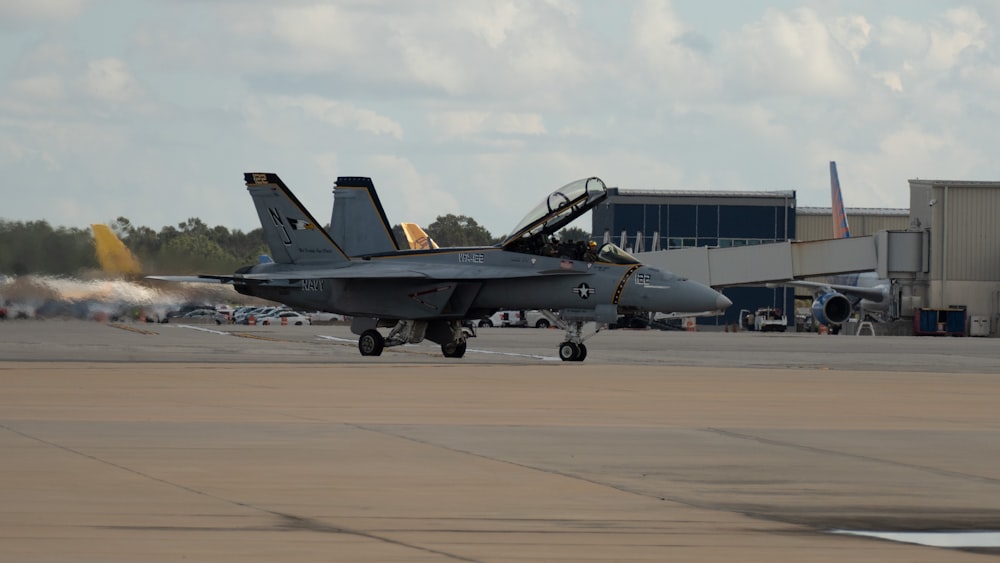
[157,234,240,274]
[558,226,591,243]
[0,220,97,275]
[426,214,493,247]
[1,216,268,277]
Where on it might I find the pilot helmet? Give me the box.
[588,241,597,248]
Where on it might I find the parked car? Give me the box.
[234,306,285,324]
[477,310,551,328]
[180,308,227,325]
[306,311,345,323]
[259,311,311,326]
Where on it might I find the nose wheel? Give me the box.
[558,341,587,362]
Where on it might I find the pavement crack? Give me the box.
[703,428,1000,486]
[0,421,481,563]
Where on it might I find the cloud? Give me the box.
[264,95,404,139]
[82,58,142,104]
[829,14,872,63]
[429,111,546,140]
[366,154,460,228]
[721,8,858,98]
[9,74,67,104]
[926,7,988,70]
[627,1,717,98]
[0,0,85,27]
[3,2,1000,236]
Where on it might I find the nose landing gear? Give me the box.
[543,311,598,362]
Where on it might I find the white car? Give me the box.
[306,311,345,323]
[235,306,284,324]
[180,308,227,325]
[259,311,311,326]
[477,310,551,328]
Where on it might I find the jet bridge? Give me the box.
[636,230,926,288]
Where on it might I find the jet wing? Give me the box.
[147,275,234,284]
[780,280,887,302]
[148,261,590,285]
[236,261,591,281]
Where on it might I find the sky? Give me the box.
[2,0,1000,238]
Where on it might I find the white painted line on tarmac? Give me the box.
[170,324,230,336]
[316,335,558,361]
[466,348,559,361]
[833,530,1000,548]
[316,335,356,343]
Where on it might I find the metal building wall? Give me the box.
[940,186,1000,281]
[795,209,909,241]
[908,180,1000,331]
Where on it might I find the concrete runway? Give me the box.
[2,320,999,561]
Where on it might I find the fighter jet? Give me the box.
[150,173,731,361]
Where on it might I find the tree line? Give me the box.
[1,213,592,277]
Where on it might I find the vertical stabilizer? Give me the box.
[330,177,400,255]
[830,161,851,239]
[401,222,439,250]
[91,224,142,275]
[244,173,349,265]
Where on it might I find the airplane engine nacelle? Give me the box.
[811,292,851,326]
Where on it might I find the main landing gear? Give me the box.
[358,330,384,356]
[558,341,587,362]
[356,319,469,358]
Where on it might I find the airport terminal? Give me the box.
[596,175,1000,337]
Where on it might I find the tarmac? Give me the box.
[2,319,1000,561]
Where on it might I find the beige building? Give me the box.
[908,180,1000,333]
[795,207,910,241]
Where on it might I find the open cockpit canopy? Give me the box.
[500,177,608,247]
[595,242,639,265]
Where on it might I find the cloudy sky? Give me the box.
[2,0,999,238]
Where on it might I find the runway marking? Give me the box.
[465,348,559,361]
[169,324,285,342]
[316,335,559,361]
[108,323,158,335]
[170,324,229,336]
[233,333,284,342]
[315,335,355,344]
[833,530,1000,548]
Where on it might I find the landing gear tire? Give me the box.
[358,329,385,356]
[561,341,588,362]
[442,341,467,358]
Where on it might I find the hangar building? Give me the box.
[908,179,1000,334]
[600,180,1000,336]
[591,188,797,326]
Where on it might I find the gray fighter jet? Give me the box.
[150,173,731,361]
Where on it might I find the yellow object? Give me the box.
[91,224,142,275]
[401,223,439,250]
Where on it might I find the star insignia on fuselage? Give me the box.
[572,283,595,299]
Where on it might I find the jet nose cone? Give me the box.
[716,293,733,310]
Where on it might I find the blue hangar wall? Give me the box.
[591,188,798,327]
